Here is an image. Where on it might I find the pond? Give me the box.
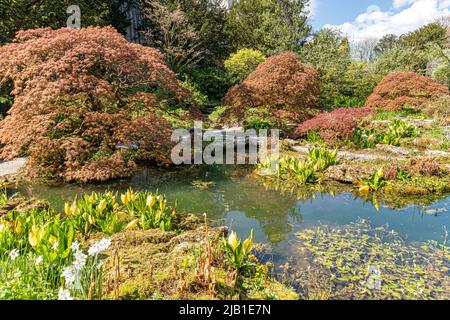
[12,165,450,270]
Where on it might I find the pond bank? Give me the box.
[2,163,449,300]
[0,190,298,300]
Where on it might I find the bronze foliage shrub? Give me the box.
[222,51,321,127]
[364,72,449,111]
[296,107,375,143]
[0,27,190,182]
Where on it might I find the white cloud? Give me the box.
[324,0,450,41]
[308,0,319,17]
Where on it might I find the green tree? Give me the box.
[399,21,447,50]
[226,0,311,56]
[300,28,376,108]
[374,45,427,76]
[141,0,231,69]
[374,34,398,56]
[373,21,449,78]
[0,0,131,44]
[224,49,266,82]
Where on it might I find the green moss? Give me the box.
[101,224,298,300]
[383,175,450,196]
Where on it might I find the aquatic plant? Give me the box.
[296,219,449,300]
[257,147,337,185]
[223,230,254,274]
[352,127,380,148]
[0,188,8,206]
[381,119,418,146]
[306,147,337,172]
[356,168,386,193]
[283,157,317,184]
[65,192,125,236]
[121,189,174,231]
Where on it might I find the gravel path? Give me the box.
[0,158,27,177]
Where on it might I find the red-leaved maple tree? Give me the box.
[365,72,449,110]
[0,27,190,182]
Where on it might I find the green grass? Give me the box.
[373,110,431,121]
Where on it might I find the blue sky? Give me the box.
[309,0,450,40]
[310,0,392,29]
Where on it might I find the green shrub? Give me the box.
[181,67,235,102]
[243,108,275,132]
[224,49,266,83]
[333,95,366,108]
[180,77,208,109]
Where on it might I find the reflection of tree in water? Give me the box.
[359,191,450,212]
[221,178,301,244]
[257,174,450,213]
[159,165,303,244]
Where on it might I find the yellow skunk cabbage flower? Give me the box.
[377,168,384,179]
[64,202,70,216]
[88,214,96,225]
[331,149,338,158]
[242,230,254,255]
[359,185,371,194]
[121,189,136,206]
[97,199,107,214]
[64,202,77,216]
[157,195,165,211]
[14,219,23,234]
[0,223,8,234]
[29,225,45,247]
[227,231,239,252]
[125,219,139,231]
[48,235,58,247]
[146,194,155,209]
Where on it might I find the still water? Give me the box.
[13,165,450,265]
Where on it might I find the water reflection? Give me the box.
[11,165,450,249]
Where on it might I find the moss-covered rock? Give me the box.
[100,223,298,300]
